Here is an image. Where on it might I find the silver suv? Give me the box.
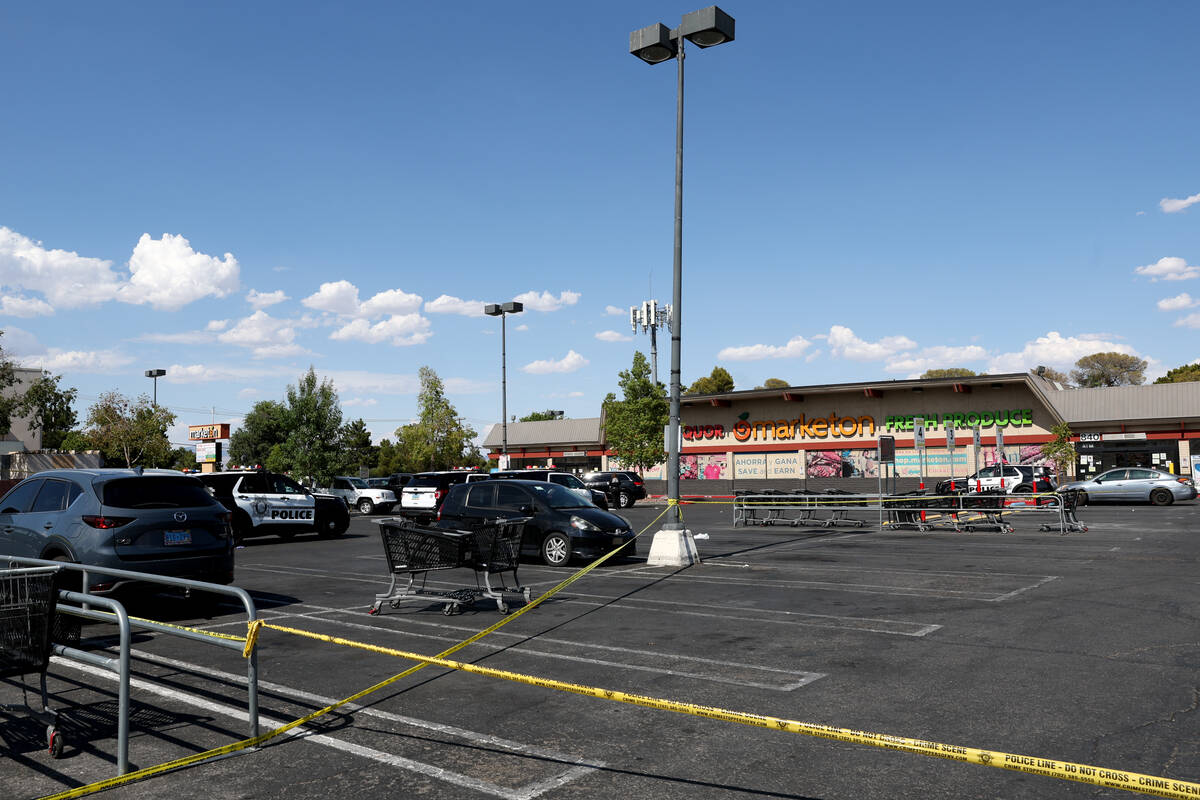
[324,476,397,515]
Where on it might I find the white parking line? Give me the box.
[218,605,826,690]
[52,654,601,800]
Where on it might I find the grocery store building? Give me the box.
[485,372,1200,489]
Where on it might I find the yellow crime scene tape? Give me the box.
[40,501,1199,800]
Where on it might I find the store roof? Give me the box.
[680,372,1033,405]
[482,417,602,449]
[1038,380,1200,424]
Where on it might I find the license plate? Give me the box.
[165,529,192,546]
[612,536,628,547]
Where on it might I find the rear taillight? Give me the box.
[217,511,233,538]
[82,515,134,529]
[435,489,444,502]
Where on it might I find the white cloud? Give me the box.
[343,397,379,408]
[549,391,586,398]
[1157,293,1197,311]
[361,288,422,317]
[1173,313,1200,329]
[329,314,432,346]
[206,319,230,331]
[165,362,301,384]
[0,225,122,308]
[0,326,43,355]
[515,324,529,331]
[302,280,361,315]
[136,330,217,344]
[827,325,917,361]
[1134,256,1200,282]
[718,335,811,362]
[514,290,580,312]
[424,294,486,317]
[805,349,822,363]
[19,348,135,373]
[522,350,589,374]
[0,294,54,317]
[237,387,260,399]
[604,305,626,316]
[595,330,632,342]
[246,289,288,309]
[1160,192,1200,214]
[986,331,1138,373]
[884,344,989,375]
[218,310,312,359]
[117,233,240,310]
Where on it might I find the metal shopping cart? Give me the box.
[1040,489,1088,534]
[885,490,934,532]
[369,518,532,616]
[0,566,65,758]
[957,489,1013,533]
[818,488,868,528]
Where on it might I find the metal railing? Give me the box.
[2,555,259,777]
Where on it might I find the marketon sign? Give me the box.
[682,409,1034,444]
[188,423,231,441]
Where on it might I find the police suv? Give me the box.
[198,470,349,542]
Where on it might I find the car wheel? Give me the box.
[1150,488,1173,506]
[358,498,375,515]
[617,491,632,508]
[1013,484,1032,494]
[541,532,571,567]
[317,516,347,539]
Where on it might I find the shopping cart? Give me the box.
[885,490,934,532]
[0,566,65,758]
[1041,489,1088,534]
[818,488,869,528]
[369,518,531,616]
[957,490,1013,533]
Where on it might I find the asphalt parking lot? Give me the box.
[3,499,1199,799]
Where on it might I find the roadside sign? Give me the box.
[913,417,925,449]
[996,426,1004,456]
[878,435,895,463]
[946,427,956,450]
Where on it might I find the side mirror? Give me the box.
[519,504,534,515]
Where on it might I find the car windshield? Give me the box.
[347,478,369,489]
[407,476,441,488]
[559,474,586,489]
[529,482,589,509]
[102,476,216,509]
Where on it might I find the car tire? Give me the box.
[358,498,375,515]
[617,491,632,509]
[233,511,252,545]
[317,516,348,539]
[1150,488,1173,506]
[1013,484,1032,494]
[541,532,571,567]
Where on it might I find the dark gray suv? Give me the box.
[0,468,235,593]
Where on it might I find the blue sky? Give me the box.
[1,2,1197,449]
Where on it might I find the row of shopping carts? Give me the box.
[732,489,871,528]
[369,517,533,616]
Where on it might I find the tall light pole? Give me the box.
[145,368,166,406]
[630,6,735,566]
[484,301,524,469]
[630,300,672,387]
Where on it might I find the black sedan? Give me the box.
[436,480,636,566]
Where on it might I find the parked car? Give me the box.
[198,470,349,542]
[436,480,636,566]
[366,478,390,489]
[1060,468,1197,505]
[581,471,647,508]
[935,465,1054,495]
[322,476,397,514]
[385,473,414,493]
[0,468,235,593]
[480,470,609,509]
[400,471,478,521]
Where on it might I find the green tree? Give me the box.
[85,391,176,467]
[1070,352,1147,387]
[686,366,734,395]
[920,368,977,379]
[391,366,480,471]
[1039,422,1077,484]
[166,446,197,471]
[0,331,21,436]
[1034,365,1071,385]
[339,418,376,473]
[755,378,789,390]
[16,371,78,449]
[1154,363,1200,384]
[228,400,289,467]
[263,367,345,484]
[58,431,95,452]
[519,409,564,422]
[602,352,669,473]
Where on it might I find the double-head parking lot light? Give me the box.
[484,301,524,467]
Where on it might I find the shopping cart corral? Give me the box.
[370,517,533,616]
[0,566,64,759]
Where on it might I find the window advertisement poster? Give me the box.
[680,454,699,479]
[806,449,879,478]
[1191,454,1200,478]
[893,448,970,477]
[767,452,804,479]
[699,453,728,479]
[734,452,767,479]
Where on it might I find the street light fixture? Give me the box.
[484,301,524,468]
[144,368,166,406]
[630,6,734,567]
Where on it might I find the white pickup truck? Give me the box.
[322,476,397,515]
